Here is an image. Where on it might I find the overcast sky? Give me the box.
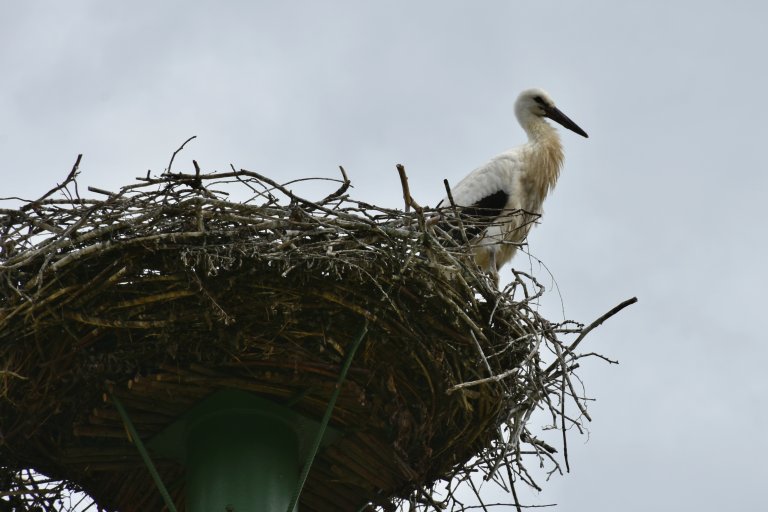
[2,1,766,511]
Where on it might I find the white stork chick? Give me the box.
[438,88,588,283]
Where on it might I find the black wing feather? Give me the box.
[438,189,509,242]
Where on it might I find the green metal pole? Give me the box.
[185,407,299,512]
[150,389,339,512]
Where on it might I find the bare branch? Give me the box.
[396,163,422,213]
[165,135,197,174]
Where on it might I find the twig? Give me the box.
[238,168,373,225]
[559,351,569,472]
[545,296,638,375]
[396,164,422,213]
[165,135,197,174]
[309,165,351,210]
[87,186,116,197]
[192,160,203,189]
[508,470,523,512]
[22,154,82,210]
[446,366,519,394]
[567,296,638,353]
[443,178,469,244]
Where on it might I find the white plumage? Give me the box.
[438,88,588,283]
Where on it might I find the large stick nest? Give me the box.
[0,156,632,511]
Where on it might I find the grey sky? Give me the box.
[2,1,766,510]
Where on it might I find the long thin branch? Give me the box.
[567,296,638,353]
[544,296,638,375]
[443,178,469,244]
[165,135,197,174]
[22,154,82,210]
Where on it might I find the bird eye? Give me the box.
[533,95,544,104]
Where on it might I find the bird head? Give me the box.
[515,88,588,138]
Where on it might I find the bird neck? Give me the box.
[523,121,564,205]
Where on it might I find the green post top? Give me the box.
[149,389,340,512]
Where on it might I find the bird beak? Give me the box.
[544,105,589,138]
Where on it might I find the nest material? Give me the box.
[0,159,632,511]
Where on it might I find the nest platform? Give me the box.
[0,161,633,511]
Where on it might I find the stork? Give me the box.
[437,88,588,284]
